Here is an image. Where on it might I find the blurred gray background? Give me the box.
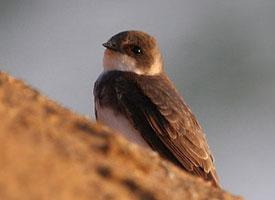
[1,0,274,199]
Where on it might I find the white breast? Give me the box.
[95,102,150,148]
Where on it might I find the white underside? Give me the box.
[95,102,150,148]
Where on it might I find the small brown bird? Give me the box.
[94,30,219,186]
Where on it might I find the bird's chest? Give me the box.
[95,102,150,148]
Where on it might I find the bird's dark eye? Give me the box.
[131,46,142,55]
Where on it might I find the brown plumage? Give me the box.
[94,30,220,187]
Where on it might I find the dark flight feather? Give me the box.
[94,70,220,186]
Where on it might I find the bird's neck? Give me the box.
[103,49,163,76]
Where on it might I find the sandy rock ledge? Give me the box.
[0,72,242,200]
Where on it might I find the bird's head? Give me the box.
[102,30,163,75]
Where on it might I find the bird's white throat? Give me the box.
[103,49,163,75]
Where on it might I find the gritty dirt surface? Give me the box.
[0,72,242,200]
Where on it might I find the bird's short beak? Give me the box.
[102,41,119,52]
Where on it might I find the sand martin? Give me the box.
[94,30,219,186]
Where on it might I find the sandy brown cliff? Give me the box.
[0,72,242,200]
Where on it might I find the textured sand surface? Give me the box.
[0,72,242,200]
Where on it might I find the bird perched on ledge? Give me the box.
[94,30,220,187]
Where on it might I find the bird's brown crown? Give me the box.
[102,31,163,75]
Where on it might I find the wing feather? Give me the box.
[134,73,220,186]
